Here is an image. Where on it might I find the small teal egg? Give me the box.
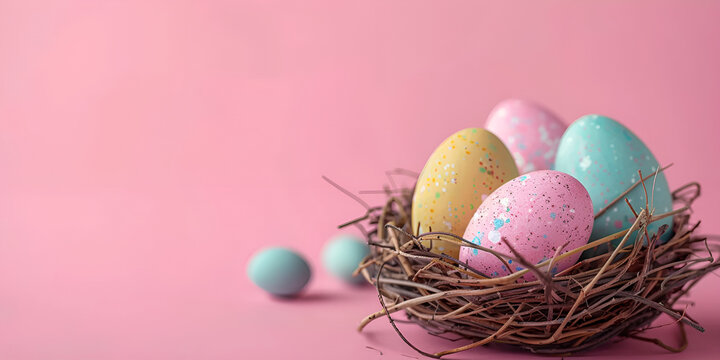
[323,234,370,284]
[554,115,673,258]
[247,247,311,296]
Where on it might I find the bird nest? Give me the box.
[331,169,719,358]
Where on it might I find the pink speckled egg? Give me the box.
[486,99,566,174]
[459,170,593,280]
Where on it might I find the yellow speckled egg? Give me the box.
[412,128,519,259]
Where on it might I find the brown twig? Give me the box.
[594,163,672,219]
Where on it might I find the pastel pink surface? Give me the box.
[460,171,593,280]
[486,99,566,173]
[1,1,720,360]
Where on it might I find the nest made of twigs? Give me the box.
[332,169,720,358]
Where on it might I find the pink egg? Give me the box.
[459,170,593,280]
[486,99,566,174]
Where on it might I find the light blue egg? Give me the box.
[323,234,370,284]
[247,247,311,296]
[554,115,673,258]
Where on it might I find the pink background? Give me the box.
[1,1,719,359]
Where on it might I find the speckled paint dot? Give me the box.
[493,218,505,230]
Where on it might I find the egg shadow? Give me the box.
[271,290,343,303]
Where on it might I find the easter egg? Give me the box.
[412,128,519,259]
[459,170,594,280]
[323,234,370,284]
[554,115,673,258]
[486,99,566,174]
[247,247,311,297]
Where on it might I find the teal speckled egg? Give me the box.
[554,115,673,258]
[322,234,370,284]
[247,247,311,296]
